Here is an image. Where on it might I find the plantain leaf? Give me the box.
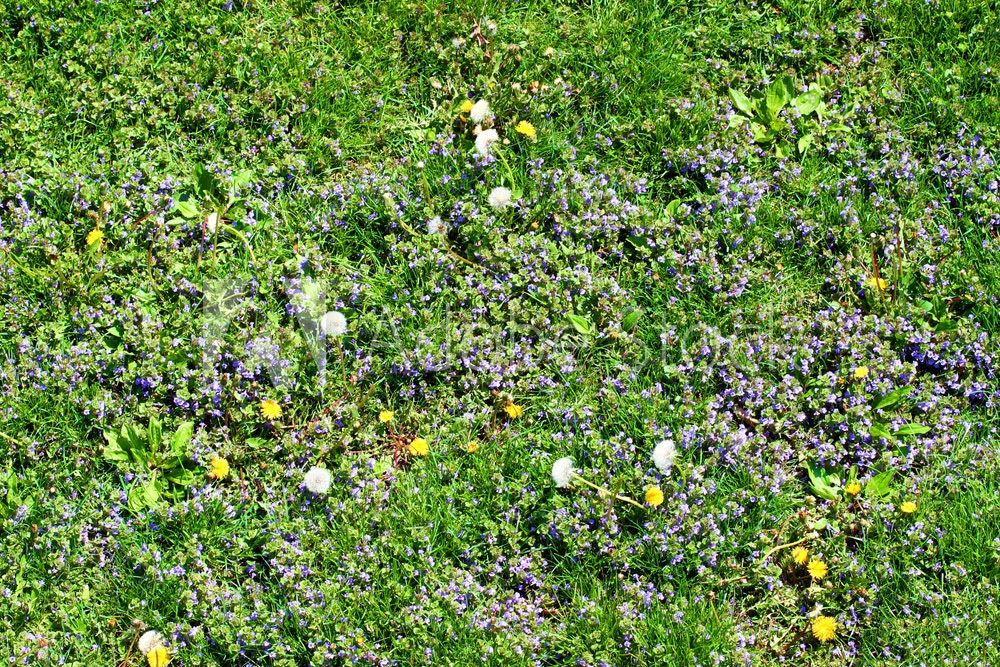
[792,89,822,115]
[566,313,593,335]
[766,76,793,116]
[148,416,162,453]
[622,310,642,331]
[865,470,894,498]
[874,386,912,410]
[870,423,894,440]
[807,462,841,501]
[728,88,754,116]
[894,423,930,436]
[170,422,194,457]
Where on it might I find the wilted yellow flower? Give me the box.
[260,400,282,420]
[87,227,104,246]
[147,646,170,667]
[792,546,809,565]
[811,615,837,642]
[459,99,474,114]
[900,501,917,514]
[409,437,429,457]
[645,486,664,507]
[504,403,523,419]
[378,410,394,423]
[867,276,889,291]
[466,441,479,453]
[514,120,537,137]
[209,457,230,480]
[845,481,862,496]
[852,367,870,380]
[807,559,828,580]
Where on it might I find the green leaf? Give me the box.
[194,164,219,199]
[373,456,393,476]
[874,386,912,410]
[870,423,894,439]
[728,88,754,116]
[102,431,129,462]
[148,416,162,453]
[232,169,253,192]
[766,76,793,116]
[127,485,146,513]
[807,462,841,501]
[123,425,148,464]
[865,470,894,498]
[664,198,682,219]
[566,313,593,335]
[170,422,194,457]
[792,89,822,115]
[621,310,642,331]
[175,198,201,219]
[750,123,772,143]
[797,133,814,155]
[163,466,195,486]
[894,423,930,436]
[827,123,851,132]
[142,478,160,506]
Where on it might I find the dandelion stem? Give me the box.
[221,222,257,266]
[495,149,518,191]
[572,475,645,510]
[757,536,809,567]
[2,249,40,279]
[336,338,348,390]
[0,431,30,448]
[397,218,479,269]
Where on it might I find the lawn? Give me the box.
[1,0,999,665]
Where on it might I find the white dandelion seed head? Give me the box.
[475,128,499,157]
[652,439,677,473]
[304,466,332,495]
[470,99,491,124]
[320,311,347,337]
[206,212,218,234]
[488,186,512,210]
[138,630,164,655]
[551,456,575,488]
[427,216,445,235]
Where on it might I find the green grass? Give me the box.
[1,0,1000,665]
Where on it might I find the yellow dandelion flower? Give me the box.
[409,437,429,457]
[852,367,869,380]
[504,403,524,419]
[900,501,917,514]
[845,481,862,496]
[792,546,809,565]
[807,559,828,580]
[866,276,889,291]
[466,441,479,453]
[514,120,537,137]
[87,227,104,246]
[147,646,171,667]
[459,99,474,114]
[209,457,230,480]
[260,399,282,420]
[811,615,837,642]
[378,410,394,423]
[645,486,664,507]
